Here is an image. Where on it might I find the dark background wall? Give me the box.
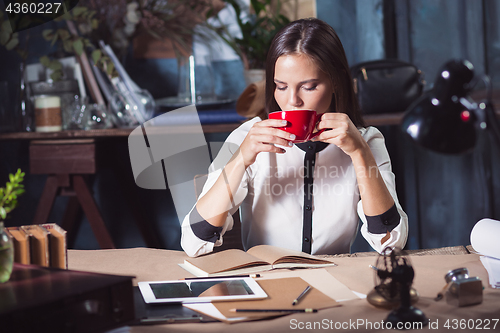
[1,0,499,252]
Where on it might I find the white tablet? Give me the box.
[138,277,268,304]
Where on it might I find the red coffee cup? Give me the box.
[269,109,324,143]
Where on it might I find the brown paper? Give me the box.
[214,277,339,319]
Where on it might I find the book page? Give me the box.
[247,245,335,266]
[185,249,270,275]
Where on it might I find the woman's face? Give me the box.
[273,53,334,114]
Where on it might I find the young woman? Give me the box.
[181,18,408,257]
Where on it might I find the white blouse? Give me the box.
[181,117,408,257]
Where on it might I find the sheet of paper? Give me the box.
[480,256,500,288]
[183,303,250,323]
[259,268,360,301]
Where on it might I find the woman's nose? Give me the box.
[288,90,303,108]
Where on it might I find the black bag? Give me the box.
[350,59,425,114]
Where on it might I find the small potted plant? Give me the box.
[213,0,290,84]
[0,169,25,283]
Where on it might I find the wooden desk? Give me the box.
[68,247,500,332]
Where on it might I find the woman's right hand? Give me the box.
[239,119,296,168]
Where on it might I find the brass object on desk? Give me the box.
[367,285,419,309]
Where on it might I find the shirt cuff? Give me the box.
[366,203,400,234]
[189,206,223,243]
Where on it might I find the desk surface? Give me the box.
[68,247,499,332]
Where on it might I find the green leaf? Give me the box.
[72,39,83,56]
[16,49,28,60]
[42,29,54,40]
[0,31,9,46]
[63,40,72,53]
[106,61,115,77]
[91,18,98,30]
[48,61,62,71]
[91,49,101,64]
[58,29,70,41]
[40,55,51,67]
[57,12,72,21]
[50,71,63,81]
[71,6,87,17]
[251,0,266,16]
[0,207,6,220]
[5,37,18,50]
[1,20,12,34]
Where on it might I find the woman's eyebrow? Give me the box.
[274,79,319,84]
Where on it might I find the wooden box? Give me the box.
[0,264,135,332]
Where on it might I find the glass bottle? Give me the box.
[0,221,14,283]
[18,62,34,132]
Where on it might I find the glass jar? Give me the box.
[29,80,80,130]
[0,221,14,283]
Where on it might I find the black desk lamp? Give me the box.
[401,59,500,154]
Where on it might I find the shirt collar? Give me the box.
[295,141,329,153]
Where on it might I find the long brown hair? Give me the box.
[264,18,365,127]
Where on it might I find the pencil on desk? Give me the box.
[292,285,312,305]
[230,308,318,313]
[182,274,261,280]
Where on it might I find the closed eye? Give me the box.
[303,85,318,91]
[276,86,287,91]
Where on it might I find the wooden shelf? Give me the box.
[0,113,408,141]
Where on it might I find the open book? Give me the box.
[181,245,336,277]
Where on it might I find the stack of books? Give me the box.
[5,223,67,269]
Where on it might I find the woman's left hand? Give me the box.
[312,113,368,157]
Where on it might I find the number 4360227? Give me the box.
[444,318,498,330]
[5,2,62,15]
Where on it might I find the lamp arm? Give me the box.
[483,101,500,149]
[473,74,500,148]
[463,74,500,148]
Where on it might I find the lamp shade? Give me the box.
[401,60,477,154]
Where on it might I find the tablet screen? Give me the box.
[138,277,268,303]
[150,280,254,298]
